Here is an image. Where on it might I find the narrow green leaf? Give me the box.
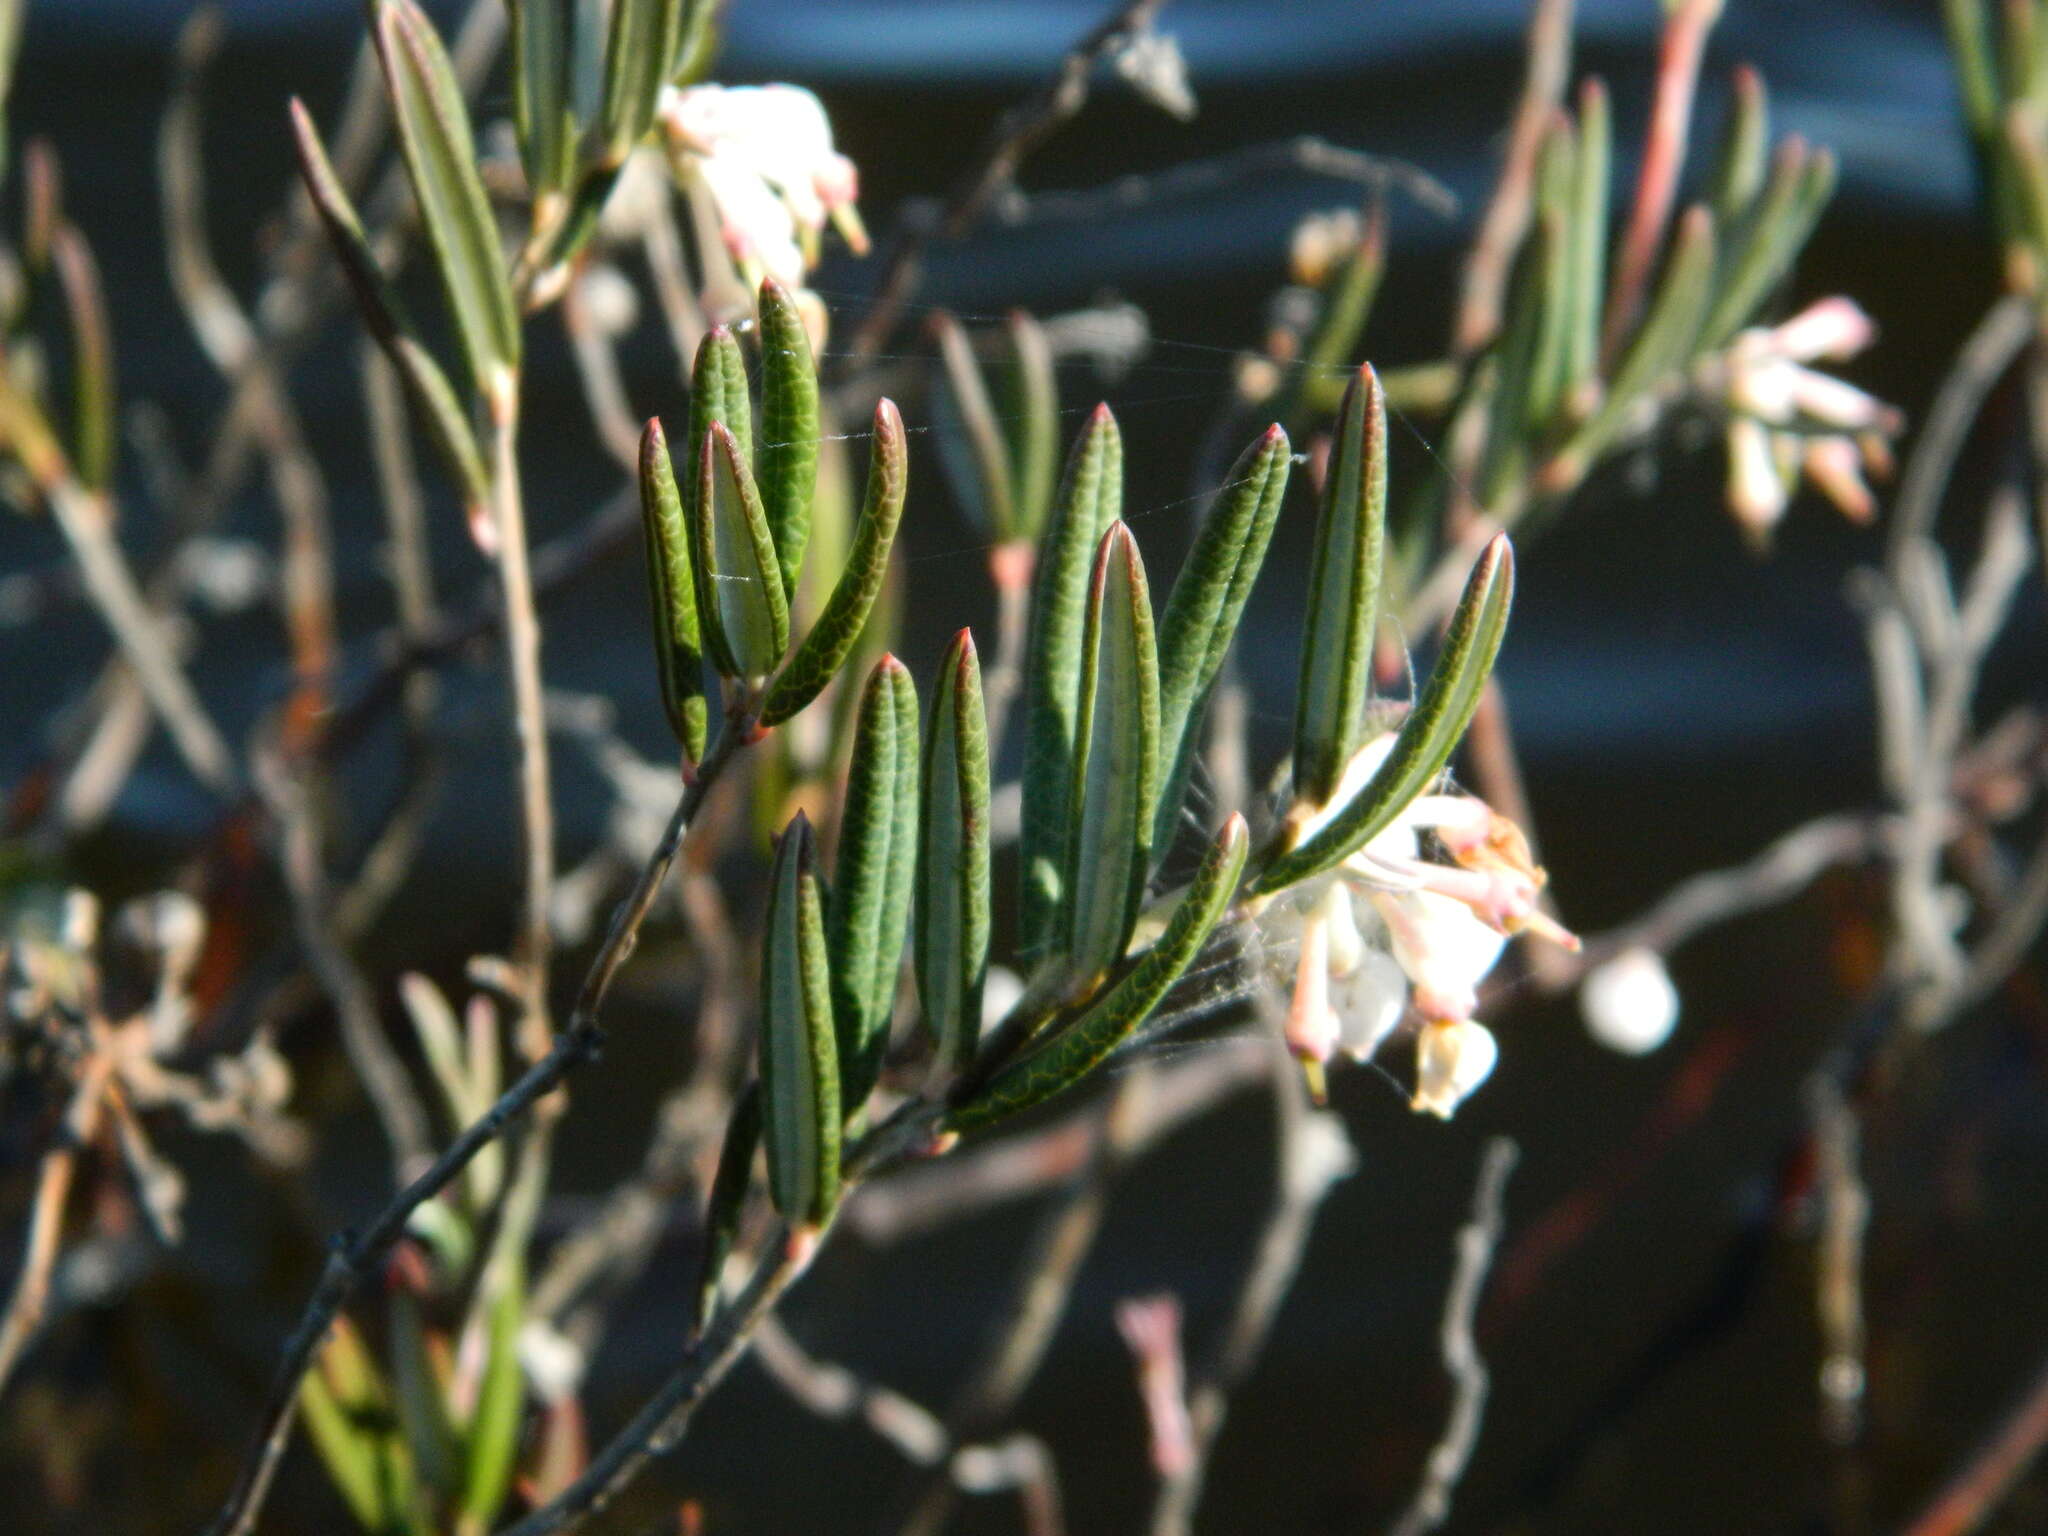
[298,1321,429,1536]
[50,228,114,492]
[1564,77,1611,400]
[1152,424,1290,857]
[916,629,992,1070]
[458,1263,525,1530]
[639,417,708,760]
[599,0,684,165]
[1708,65,1768,229]
[759,398,907,725]
[1943,0,2000,140]
[389,1291,460,1503]
[759,814,841,1226]
[1018,404,1124,950]
[690,323,752,480]
[510,0,575,199]
[374,0,520,400]
[693,420,790,681]
[757,276,821,598]
[948,813,1249,1134]
[290,98,492,518]
[1002,310,1059,543]
[1699,142,1836,350]
[674,0,720,83]
[694,1080,761,1331]
[1292,364,1388,806]
[1297,203,1387,392]
[1061,523,1159,990]
[827,655,920,1111]
[1252,534,1515,895]
[932,310,1015,541]
[0,0,23,183]
[1552,205,1716,486]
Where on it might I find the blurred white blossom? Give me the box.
[1578,945,1680,1056]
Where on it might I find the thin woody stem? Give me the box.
[487,386,556,1034]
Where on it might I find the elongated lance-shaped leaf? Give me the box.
[694,420,790,681]
[690,323,752,478]
[1708,65,1767,229]
[693,1080,760,1331]
[290,99,492,516]
[916,630,991,1069]
[389,1291,459,1503]
[1152,424,1290,857]
[932,310,1016,541]
[1298,203,1387,391]
[298,1320,430,1536]
[1061,522,1160,990]
[759,399,907,725]
[598,0,683,165]
[1292,364,1388,807]
[1699,142,1836,351]
[1479,218,1552,507]
[1523,121,1579,437]
[373,0,520,403]
[50,226,114,492]
[758,814,841,1227]
[1252,535,1515,895]
[1018,404,1123,950]
[459,1261,525,1529]
[827,655,919,1112]
[1551,206,1715,487]
[0,0,21,183]
[511,0,574,200]
[674,0,720,82]
[948,813,1249,1134]
[1003,310,1059,543]
[757,277,821,598]
[1564,77,1611,399]
[638,418,707,760]
[1943,0,1999,141]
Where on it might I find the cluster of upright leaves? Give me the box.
[298,981,541,1536]
[1465,64,1838,527]
[291,0,514,543]
[1258,367,1514,894]
[0,135,118,504]
[511,0,719,286]
[701,374,1517,1235]
[636,277,907,762]
[1946,0,2048,304]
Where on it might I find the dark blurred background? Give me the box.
[6,2,2048,1532]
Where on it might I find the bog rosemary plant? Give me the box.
[2,0,1982,1532]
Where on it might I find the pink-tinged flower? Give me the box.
[1713,296,1901,540]
[661,83,867,292]
[1270,732,1576,1117]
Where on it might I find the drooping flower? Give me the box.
[1273,732,1578,1118]
[1714,297,1902,543]
[660,83,867,294]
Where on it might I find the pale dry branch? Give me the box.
[1385,1136,1518,1536]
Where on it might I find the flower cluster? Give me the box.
[1715,297,1902,543]
[1272,734,1578,1117]
[659,82,867,305]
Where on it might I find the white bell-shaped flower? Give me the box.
[1412,1018,1499,1119]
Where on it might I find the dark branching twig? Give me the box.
[205,725,747,1536]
